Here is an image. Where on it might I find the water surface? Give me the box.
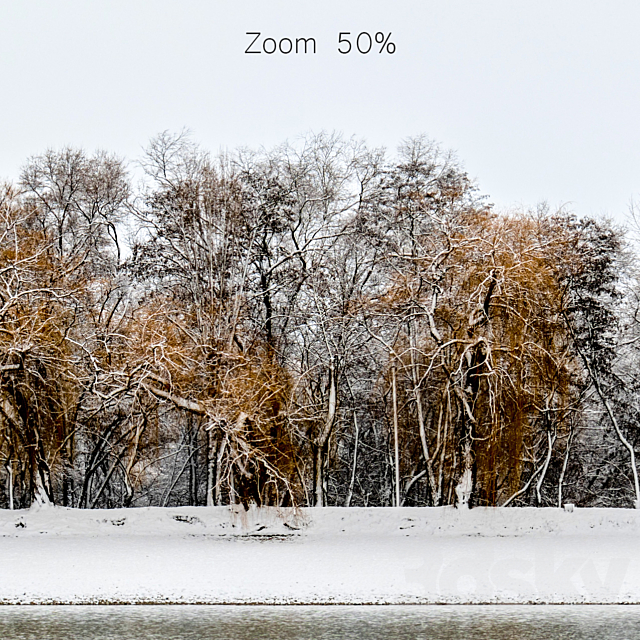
[0,604,638,639]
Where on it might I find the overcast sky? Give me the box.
[1,1,639,221]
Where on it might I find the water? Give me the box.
[0,605,638,639]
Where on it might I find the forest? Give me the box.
[0,131,638,511]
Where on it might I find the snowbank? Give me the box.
[1,505,639,604]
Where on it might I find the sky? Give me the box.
[1,1,639,221]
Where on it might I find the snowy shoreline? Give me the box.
[1,506,640,605]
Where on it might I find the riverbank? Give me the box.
[1,505,639,604]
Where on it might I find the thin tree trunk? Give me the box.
[123,421,144,507]
[402,469,426,505]
[409,318,438,504]
[447,450,457,505]
[345,411,359,507]
[6,460,13,510]
[436,389,452,505]
[502,463,545,507]
[601,393,640,507]
[33,445,52,507]
[558,424,574,507]
[207,429,218,507]
[392,362,401,508]
[455,440,473,509]
[162,446,199,507]
[160,436,184,507]
[535,430,556,505]
[314,358,338,507]
[215,436,227,505]
[188,417,197,505]
[90,453,125,509]
[413,388,438,504]
[229,465,236,505]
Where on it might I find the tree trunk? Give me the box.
[33,466,52,507]
[391,362,401,507]
[188,416,197,505]
[229,465,236,505]
[455,439,473,508]
[206,429,219,507]
[6,460,13,510]
[558,424,574,508]
[215,436,227,505]
[453,386,476,508]
[314,358,337,507]
[536,430,556,505]
[344,411,359,507]
[409,321,438,504]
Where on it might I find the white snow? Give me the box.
[1,505,640,604]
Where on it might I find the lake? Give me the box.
[0,605,638,639]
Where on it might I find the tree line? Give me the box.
[0,131,638,510]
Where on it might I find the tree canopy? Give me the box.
[0,134,637,510]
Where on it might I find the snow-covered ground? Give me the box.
[1,505,639,604]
